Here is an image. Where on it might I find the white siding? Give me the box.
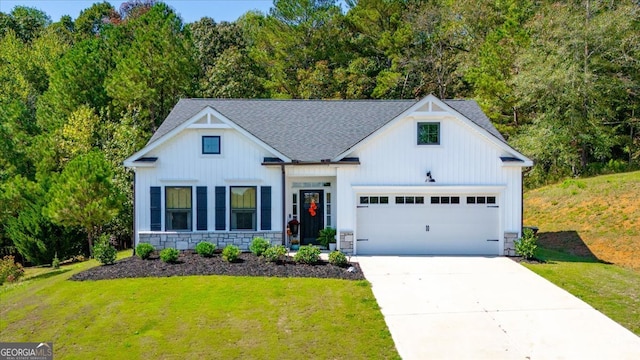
[134,128,283,236]
[335,112,524,254]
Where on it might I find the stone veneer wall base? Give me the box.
[139,231,283,251]
[504,232,519,256]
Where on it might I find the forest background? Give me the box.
[1,0,638,264]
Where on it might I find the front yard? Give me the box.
[1,253,399,359]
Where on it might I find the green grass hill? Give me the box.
[524,171,640,271]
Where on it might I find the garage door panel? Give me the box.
[356,196,499,255]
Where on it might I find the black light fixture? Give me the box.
[425,171,436,183]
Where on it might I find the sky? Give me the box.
[0,0,275,23]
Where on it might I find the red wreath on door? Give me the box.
[308,198,318,217]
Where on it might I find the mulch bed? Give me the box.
[70,251,365,281]
[507,256,545,264]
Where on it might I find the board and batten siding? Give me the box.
[335,112,524,254]
[134,128,283,238]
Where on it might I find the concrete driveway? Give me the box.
[356,256,640,359]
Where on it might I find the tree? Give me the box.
[105,2,197,131]
[6,177,84,265]
[249,0,348,98]
[44,151,122,255]
[74,1,120,40]
[511,1,634,181]
[0,6,51,42]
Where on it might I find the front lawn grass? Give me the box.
[1,253,399,359]
[523,248,640,336]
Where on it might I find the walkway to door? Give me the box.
[356,256,640,359]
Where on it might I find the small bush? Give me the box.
[263,245,287,263]
[515,228,538,260]
[249,237,270,256]
[0,255,25,285]
[294,245,320,264]
[52,254,60,269]
[160,248,180,263]
[328,250,348,267]
[93,235,117,265]
[136,243,155,260]
[195,241,216,257]
[317,227,337,249]
[222,245,240,262]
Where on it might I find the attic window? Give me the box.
[202,136,221,154]
[417,122,440,145]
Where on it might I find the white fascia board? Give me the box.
[123,106,291,168]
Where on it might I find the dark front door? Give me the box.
[300,190,324,245]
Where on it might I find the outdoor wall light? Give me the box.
[425,171,436,182]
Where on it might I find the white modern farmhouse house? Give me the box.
[124,95,532,255]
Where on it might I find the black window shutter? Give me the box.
[215,186,226,230]
[196,186,207,231]
[261,186,272,230]
[150,187,161,231]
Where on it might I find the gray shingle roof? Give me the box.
[148,98,505,161]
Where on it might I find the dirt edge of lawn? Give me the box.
[70,251,365,281]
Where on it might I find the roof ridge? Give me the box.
[179,98,418,103]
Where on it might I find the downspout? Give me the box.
[281,164,286,245]
[132,170,137,256]
[521,171,524,236]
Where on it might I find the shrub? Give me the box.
[249,237,270,256]
[52,253,60,269]
[93,234,117,265]
[317,227,337,248]
[294,245,320,264]
[263,245,287,263]
[0,255,25,285]
[515,228,538,260]
[136,243,155,260]
[160,248,180,263]
[195,241,216,257]
[222,245,240,262]
[328,250,348,267]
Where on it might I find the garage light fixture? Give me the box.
[425,171,436,183]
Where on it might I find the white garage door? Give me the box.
[356,194,500,255]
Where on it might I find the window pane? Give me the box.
[370,197,379,204]
[360,196,369,204]
[415,197,424,204]
[326,204,331,215]
[166,187,191,209]
[293,193,297,204]
[326,193,331,204]
[166,187,192,230]
[326,215,331,227]
[231,187,256,209]
[467,196,476,204]
[380,196,389,204]
[395,196,405,204]
[487,196,496,204]
[418,122,440,145]
[431,196,440,204]
[231,187,256,230]
[406,196,415,204]
[451,197,460,204]
[202,136,220,154]
[441,196,450,204]
[477,197,486,204]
